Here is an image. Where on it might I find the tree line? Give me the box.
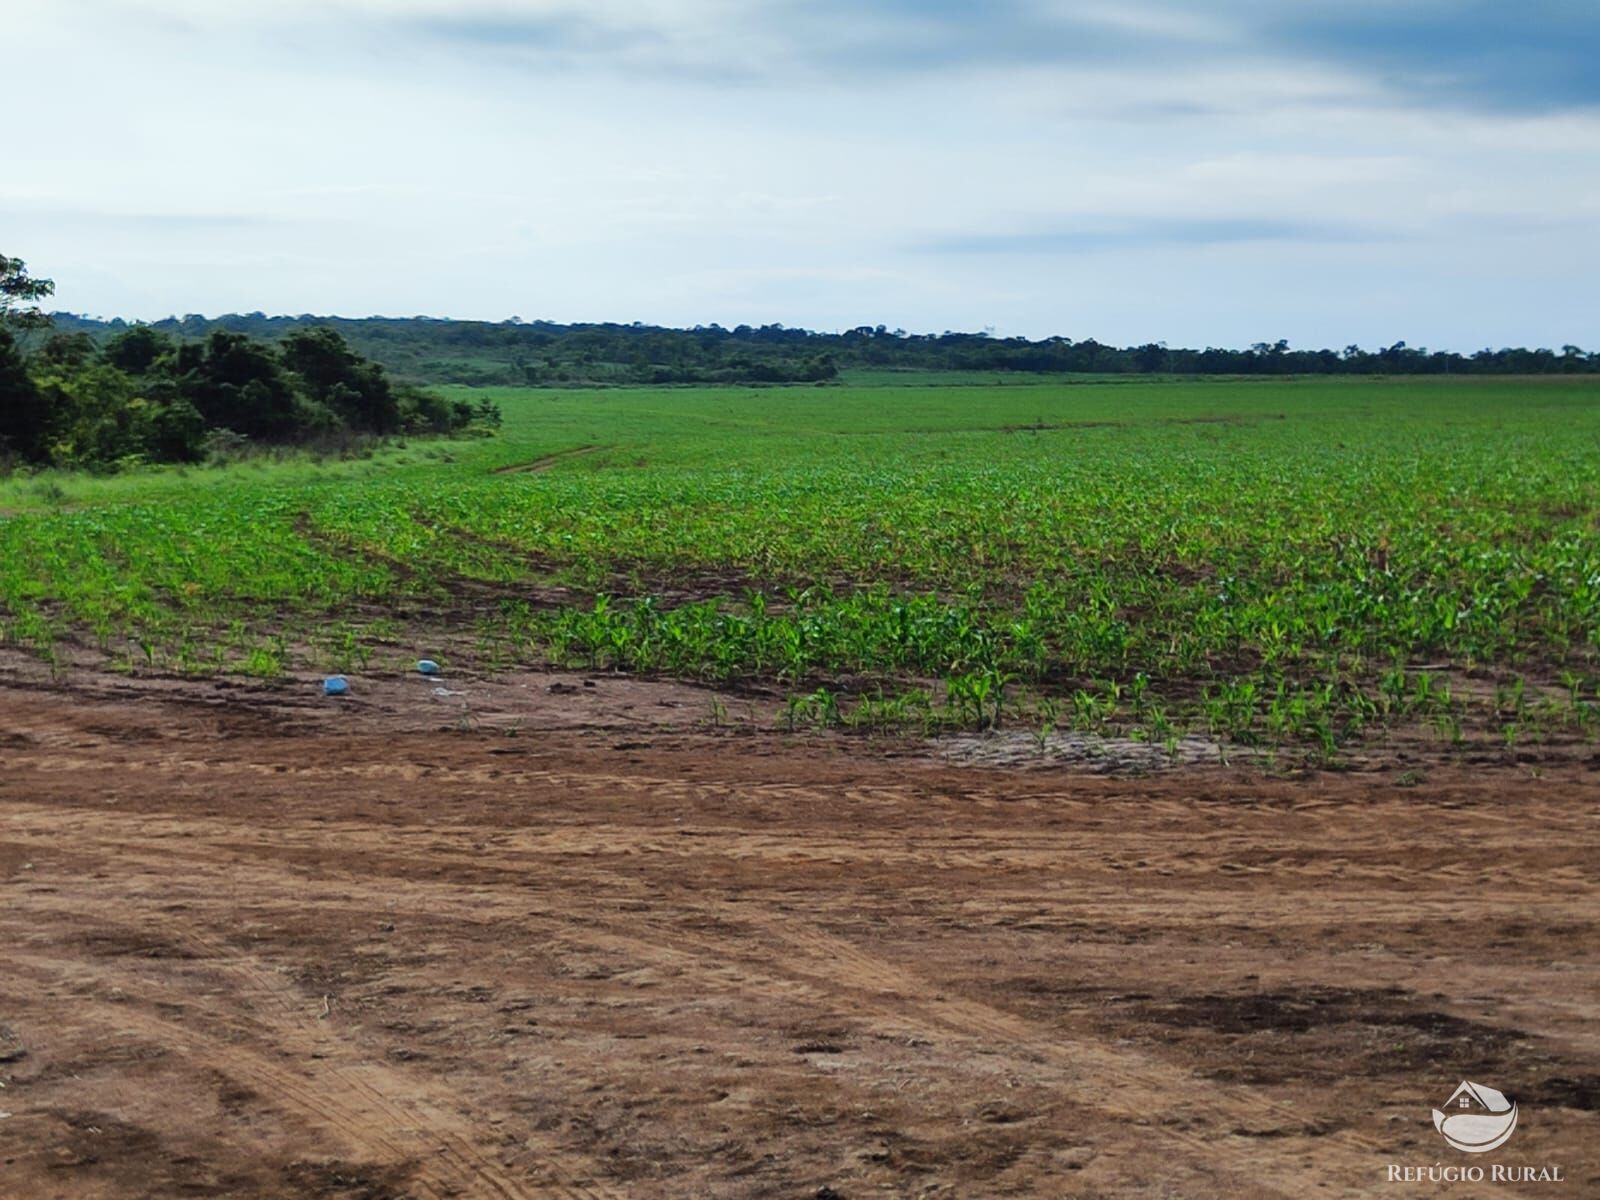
[46,312,1599,389]
[1,256,497,470]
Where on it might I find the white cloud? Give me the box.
[5,1,1598,347]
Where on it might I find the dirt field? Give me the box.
[1,668,1597,1198]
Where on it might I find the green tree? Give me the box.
[146,393,207,462]
[37,332,97,371]
[191,331,304,439]
[0,254,55,331]
[0,326,51,461]
[279,326,399,433]
[34,365,150,467]
[104,326,175,375]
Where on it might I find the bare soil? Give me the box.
[1,665,1597,1199]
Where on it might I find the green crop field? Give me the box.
[4,373,1599,758]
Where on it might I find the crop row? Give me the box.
[1,379,1597,754]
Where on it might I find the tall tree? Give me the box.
[0,254,55,331]
[190,331,303,439]
[279,326,399,433]
[104,326,175,374]
[0,326,51,460]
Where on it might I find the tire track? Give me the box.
[5,948,616,1200]
[5,778,1592,906]
[732,923,1533,1198]
[4,708,1595,1199]
[489,445,609,475]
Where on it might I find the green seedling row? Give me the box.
[2,375,1597,755]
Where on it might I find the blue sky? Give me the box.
[7,1,1598,348]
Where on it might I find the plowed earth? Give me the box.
[1,665,1596,1198]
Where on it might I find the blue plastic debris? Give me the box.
[416,659,442,676]
[323,675,350,696]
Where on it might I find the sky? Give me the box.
[6,0,1598,349]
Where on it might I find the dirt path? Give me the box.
[489,445,609,475]
[0,687,1596,1198]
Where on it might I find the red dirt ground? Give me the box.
[1,668,1596,1198]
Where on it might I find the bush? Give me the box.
[2,323,482,470]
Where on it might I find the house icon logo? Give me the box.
[1433,1081,1518,1153]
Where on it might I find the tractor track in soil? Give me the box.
[0,680,1597,1197]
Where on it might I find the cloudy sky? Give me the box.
[7,1,1598,348]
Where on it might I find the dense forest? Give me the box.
[5,244,1596,472]
[1,257,497,470]
[48,311,1600,388]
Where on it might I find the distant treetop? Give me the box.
[42,312,1596,387]
[0,256,55,331]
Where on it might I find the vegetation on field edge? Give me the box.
[1,255,499,473]
[43,311,1600,391]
